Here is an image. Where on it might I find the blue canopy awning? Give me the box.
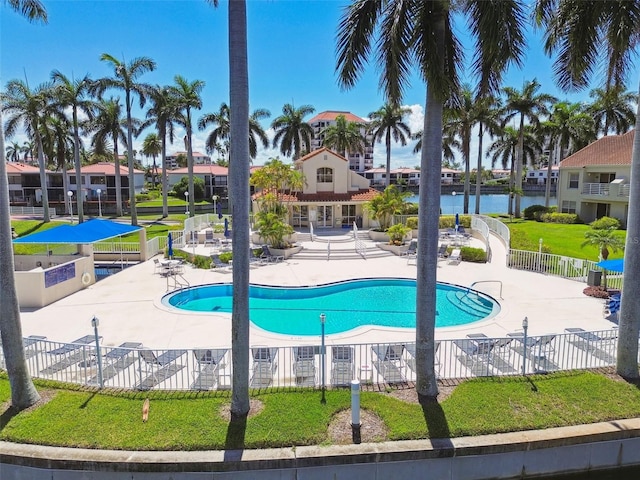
[596,258,624,273]
[13,219,143,244]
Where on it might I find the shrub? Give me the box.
[219,251,233,264]
[439,215,471,229]
[523,204,549,220]
[590,216,620,230]
[405,217,418,229]
[583,286,610,299]
[386,223,411,245]
[136,193,152,202]
[541,212,581,224]
[461,246,487,263]
[171,250,211,269]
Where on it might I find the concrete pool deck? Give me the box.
[18,232,616,350]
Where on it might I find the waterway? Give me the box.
[407,193,557,215]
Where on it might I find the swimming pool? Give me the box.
[163,278,499,336]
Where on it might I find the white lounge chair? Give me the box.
[330,346,354,387]
[293,346,316,387]
[372,344,407,384]
[250,347,278,388]
[191,348,227,390]
[448,248,461,265]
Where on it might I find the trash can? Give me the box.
[587,270,602,287]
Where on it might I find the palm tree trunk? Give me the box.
[72,108,84,223]
[161,127,168,218]
[545,138,559,208]
[463,132,470,214]
[114,141,123,217]
[0,111,41,410]
[62,162,70,214]
[125,95,138,226]
[34,130,50,222]
[515,115,525,218]
[474,123,483,214]
[186,127,195,217]
[385,130,391,187]
[616,90,640,379]
[229,0,251,418]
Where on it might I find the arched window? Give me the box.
[317,167,333,183]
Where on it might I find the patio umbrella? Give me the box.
[167,232,173,258]
[455,213,459,231]
[224,218,230,238]
[217,202,223,219]
[596,258,624,272]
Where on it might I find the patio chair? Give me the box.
[204,230,216,247]
[292,346,316,387]
[448,248,461,265]
[437,244,448,259]
[137,349,187,390]
[211,254,232,272]
[372,344,407,384]
[153,258,164,275]
[187,231,198,246]
[405,341,440,375]
[42,335,101,375]
[400,240,417,257]
[250,347,278,388]
[260,245,284,263]
[331,346,354,387]
[23,335,47,360]
[191,348,227,390]
[89,341,142,384]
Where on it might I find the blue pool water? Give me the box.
[163,278,499,336]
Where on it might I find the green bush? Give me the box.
[541,212,581,224]
[171,250,211,269]
[590,216,620,230]
[403,203,419,215]
[439,215,471,229]
[219,252,233,263]
[406,217,418,229]
[523,204,549,220]
[461,246,487,263]
[135,193,152,202]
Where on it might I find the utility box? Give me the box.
[587,270,602,287]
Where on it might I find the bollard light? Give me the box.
[97,189,102,217]
[67,190,74,223]
[91,316,104,388]
[320,313,326,392]
[184,191,189,216]
[522,316,529,376]
[451,190,457,215]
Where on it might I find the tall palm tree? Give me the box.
[141,133,161,188]
[541,101,595,207]
[5,141,22,161]
[89,97,128,217]
[535,0,640,379]
[171,75,204,217]
[411,127,460,163]
[21,140,35,161]
[587,85,638,136]
[93,54,156,225]
[142,85,178,218]
[473,94,501,214]
[321,114,368,159]
[40,113,74,212]
[271,103,315,159]
[368,104,411,187]
[337,0,527,399]
[198,102,271,160]
[1,0,47,412]
[3,79,54,222]
[51,71,95,223]
[502,79,557,218]
[227,0,251,419]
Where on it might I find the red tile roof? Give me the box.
[560,130,634,168]
[5,162,42,174]
[69,162,144,174]
[308,111,367,124]
[252,188,380,203]
[296,147,348,163]
[170,165,229,175]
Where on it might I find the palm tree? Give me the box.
[89,97,128,217]
[472,94,501,214]
[21,140,35,161]
[411,128,460,163]
[227,0,251,419]
[535,0,640,379]
[581,228,625,290]
[541,101,595,207]
[51,71,95,223]
[198,102,271,160]
[141,133,162,188]
[2,79,54,222]
[93,53,156,225]
[40,113,74,212]
[587,86,638,136]
[142,85,179,218]
[321,114,368,159]
[1,0,47,412]
[337,0,527,399]
[5,141,22,161]
[502,79,557,218]
[368,104,411,187]
[171,75,204,217]
[271,103,315,159]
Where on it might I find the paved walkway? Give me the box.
[19,232,615,351]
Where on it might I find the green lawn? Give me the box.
[1,372,639,450]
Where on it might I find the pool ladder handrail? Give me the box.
[469,280,503,299]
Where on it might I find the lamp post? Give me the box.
[212,194,218,216]
[91,316,104,388]
[97,189,102,217]
[184,191,189,216]
[67,190,74,223]
[522,316,529,375]
[320,313,326,392]
[451,190,457,215]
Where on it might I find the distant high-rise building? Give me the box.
[308,111,374,173]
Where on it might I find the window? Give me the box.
[90,176,105,185]
[561,200,576,214]
[342,204,356,225]
[568,173,579,189]
[317,167,333,183]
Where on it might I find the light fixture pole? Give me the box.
[97,189,102,217]
[184,191,189,216]
[91,316,104,388]
[67,190,74,223]
[320,313,326,392]
[522,316,529,376]
[451,190,457,215]
[538,238,543,271]
[212,194,218,216]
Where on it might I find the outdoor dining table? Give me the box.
[160,259,183,275]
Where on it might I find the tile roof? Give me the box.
[296,147,348,163]
[560,130,634,168]
[170,165,229,175]
[167,151,210,158]
[5,162,42,174]
[252,188,380,203]
[69,162,144,174]
[308,111,367,124]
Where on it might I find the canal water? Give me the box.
[407,194,557,215]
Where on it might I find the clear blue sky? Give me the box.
[2,0,639,168]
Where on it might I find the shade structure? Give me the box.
[217,202,223,219]
[224,218,230,238]
[596,258,624,273]
[167,232,174,258]
[13,218,141,244]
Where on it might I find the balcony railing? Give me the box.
[582,183,609,196]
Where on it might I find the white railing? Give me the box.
[619,184,630,197]
[10,206,55,217]
[478,215,510,249]
[309,222,315,242]
[5,329,625,392]
[582,183,610,196]
[353,222,367,259]
[93,242,140,254]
